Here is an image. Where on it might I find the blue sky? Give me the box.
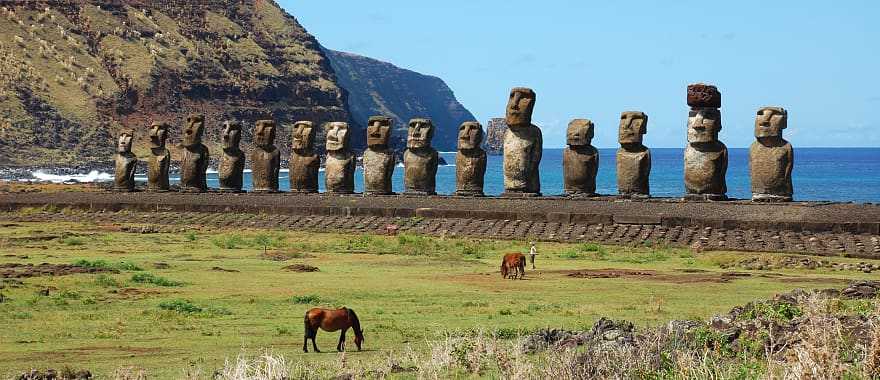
[283,1,880,148]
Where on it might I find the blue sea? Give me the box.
[167,148,876,203]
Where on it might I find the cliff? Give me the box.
[483,117,507,155]
[324,49,476,151]
[0,1,477,167]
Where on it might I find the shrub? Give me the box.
[290,295,321,304]
[74,259,142,271]
[62,237,85,246]
[131,273,183,287]
[184,231,198,242]
[158,299,202,314]
[212,234,245,249]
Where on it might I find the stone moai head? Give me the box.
[221,121,242,150]
[292,121,315,151]
[567,119,595,147]
[458,121,484,151]
[618,111,647,145]
[148,122,169,149]
[254,120,276,148]
[183,114,205,147]
[117,130,133,153]
[505,87,536,128]
[754,107,788,138]
[407,118,434,149]
[324,121,350,152]
[687,108,722,144]
[367,116,393,148]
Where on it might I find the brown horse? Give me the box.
[303,307,364,353]
[501,253,526,279]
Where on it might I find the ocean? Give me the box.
[27,148,880,203]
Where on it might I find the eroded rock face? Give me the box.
[404,118,439,195]
[250,120,281,193]
[289,121,320,193]
[502,87,542,196]
[750,107,793,202]
[179,114,209,192]
[456,121,487,196]
[324,122,356,194]
[684,85,727,201]
[563,119,599,196]
[617,111,650,197]
[218,121,245,192]
[146,122,170,192]
[113,131,137,192]
[363,116,396,195]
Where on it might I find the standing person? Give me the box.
[529,241,538,269]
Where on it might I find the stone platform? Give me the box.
[0,192,878,257]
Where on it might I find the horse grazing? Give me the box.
[500,253,526,279]
[303,307,364,353]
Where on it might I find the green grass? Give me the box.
[0,219,876,378]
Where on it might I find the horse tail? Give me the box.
[501,262,508,278]
[347,308,362,335]
[303,310,311,337]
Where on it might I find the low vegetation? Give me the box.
[1,219,879,378]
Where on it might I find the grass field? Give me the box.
[0,218,877,378]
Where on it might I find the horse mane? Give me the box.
[346,307,363,337]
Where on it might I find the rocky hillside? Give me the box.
[0,0,476,167]
[325,49,476,151]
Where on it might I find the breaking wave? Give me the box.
[30,170,113,183]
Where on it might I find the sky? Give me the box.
[282,1,880,148]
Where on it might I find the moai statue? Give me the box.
[455,121,487,196]
[750,107,793,202]
[324,121,356,194]
[146,122,170,192]
[289,121,320,193]
[179,114,209,192]
[502,87,542,196]
[218,121,245,192]
[403,118,439,195]
[363,116,396,195]
[684,83,727,200]
[617,111,651,197]
[250,120,281,193]
[113,130,137,192]
[562,119,599,197]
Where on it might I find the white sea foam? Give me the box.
[30,170,113,183]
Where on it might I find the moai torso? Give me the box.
[562,119,598,196]
[502,87,542,195]
[363,116,396,195]
[684,142,728,196]
[617,148,650,196]
[218,121,244,192]
[363,149,395,195]
[750,107,793,201]
[324,122,355,194]
[146,123,170,192]
[617,111,650,197]
[684,86,727,200]
[114,132,137,192]
[404,149,438,195]
[179,115,209,192]
[325,151,356,193]
[250,120,281,192]
[456,121,487,196]
[289,121,319,193]
[403,118,438,195]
